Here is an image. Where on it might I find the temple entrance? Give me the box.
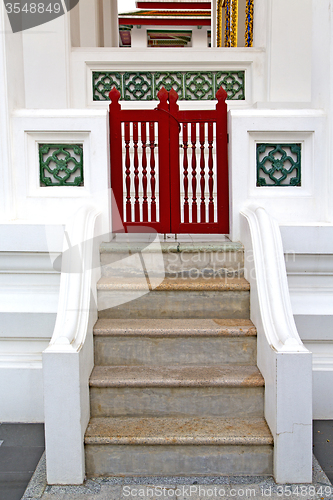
[109,86,229,234]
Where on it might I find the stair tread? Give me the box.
[100,240,244,254]
[97,277,250,291]
[94,318,256,337]
[90,364,264,388]
[85,416,272,445]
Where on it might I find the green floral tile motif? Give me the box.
[215,71,245,100]
[154,72,183,99]
[256,144,301,187]
[123,72,153,100]
[39,144,84,187]
[185,72,214,100]
[93,72,122,101]
[92,70,245,101]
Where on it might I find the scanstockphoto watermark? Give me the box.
[122,486,257,498]
[4,0,79,33]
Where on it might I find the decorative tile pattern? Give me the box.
[216,71,245,100]
[154,72,183,99]
[185,72,213,100]
[92,70,245,101]
[93,72,122,101]
[39,144,84,187]
[123,72,153,100]
[256,144,301,187]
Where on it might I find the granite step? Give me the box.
[89,365,264,418]
[100,240,244,278]
[97,277,250,319]
[85,416,273,477]
[93,318,257,366]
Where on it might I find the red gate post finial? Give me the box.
[216,86,228,103]
[157,87,168,111]
[216,86,228,112]
[109,86,121,110]
[168,87,179,114]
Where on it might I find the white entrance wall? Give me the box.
[281,226,333,420]
[228,109,327,241]
[0,0,333,484]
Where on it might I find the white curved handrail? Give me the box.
[46,205,102,352]
[241,205,307,353]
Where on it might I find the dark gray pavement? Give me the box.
[0,423,44,500]
[313,420,333,483]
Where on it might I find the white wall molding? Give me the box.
[306,343,333,372]
[0,338,50,368]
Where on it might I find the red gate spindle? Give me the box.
[141,122,148,222]
[208,122,214,223]
[191,123,197,223]
[182,123,189,223]
[149,121,156,222]
[133,122,140,221]
[124,122,132,222]
[199,122,206,223]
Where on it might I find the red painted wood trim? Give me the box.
[109,88,124,227]
[215,86,229,234]
[136,2,211,9]
[176,222,220,233]
[156,87,172,233]
[119,17,210,26]
[168,88,181,233]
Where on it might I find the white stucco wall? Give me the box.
[0,0,333,423]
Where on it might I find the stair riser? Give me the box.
[94,337,257,366]
[90,387,264,418]
[98,290,250,319]
[100,251,244,278]
[85,444,273,477]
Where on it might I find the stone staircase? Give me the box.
[85,239,273,477]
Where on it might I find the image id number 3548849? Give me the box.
[5,2,62,13]
[275,485,333,496]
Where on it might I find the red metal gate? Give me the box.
[109,86,229,234]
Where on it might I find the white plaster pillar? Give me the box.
[79,0,100,47]
[268,0,312,103]
[131,26,147,48]
[329,0,333,223]
[311,0,332,222]
[253,0,268,48]
[0,3,22,219]
[192,26,208,48]
[22,13,71,108]
[70,0,80,47]
[103,0,119,47]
